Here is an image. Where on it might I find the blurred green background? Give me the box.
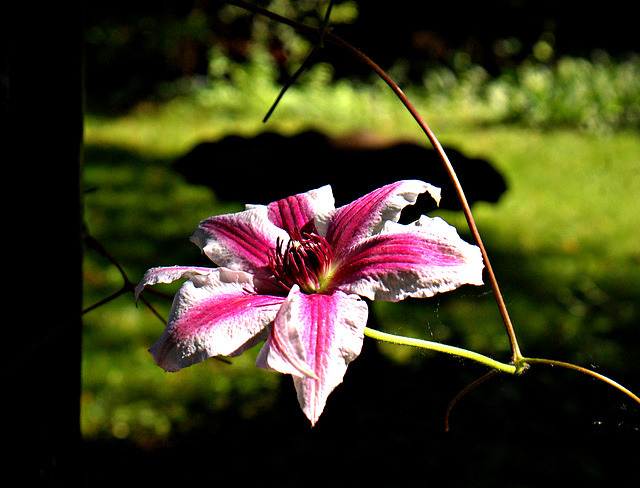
[80,1,639,486]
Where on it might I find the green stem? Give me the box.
[365,326,640,406]
[364,327,521,375]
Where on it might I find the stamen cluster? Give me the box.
[269,230,334,294]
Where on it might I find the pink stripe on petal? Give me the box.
[149,268,284,372]
[255,286,318,379]
[191,206,288,272]
[267,185,335,235]
[257,286,368,425]
[334,216,484,301]
[323,180,438,255]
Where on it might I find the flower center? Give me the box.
[269,230,334,294]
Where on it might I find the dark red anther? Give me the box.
[268,230,334,293]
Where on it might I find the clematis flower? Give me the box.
[135,180,484,425]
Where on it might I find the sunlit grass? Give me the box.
[437,128,640,261]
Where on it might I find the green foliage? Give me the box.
[168,43,640,134]
[420,53,640,131]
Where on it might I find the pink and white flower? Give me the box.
[136,180,484,425]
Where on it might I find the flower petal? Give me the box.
[149,267,284,372]
[266,184,335,235]
[318,180,440,255]
[255,285,319,380]
[334,215,484,301]
[191,205,288,273]
[256,286,368,426]
[135,265,213,301]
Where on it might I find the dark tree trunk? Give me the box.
[3,1,85,485]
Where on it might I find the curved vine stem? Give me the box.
[221,0,523,365]
[363,327,521,375]
[444,370,499,432]
[335,40,524,365]
[525,357,640,404]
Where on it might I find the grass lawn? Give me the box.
[81,87,639,488]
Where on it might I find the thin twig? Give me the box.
[444,370,500,432]
[85,234,170,321]
[263,0,334,122]
[263,44,320,123]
